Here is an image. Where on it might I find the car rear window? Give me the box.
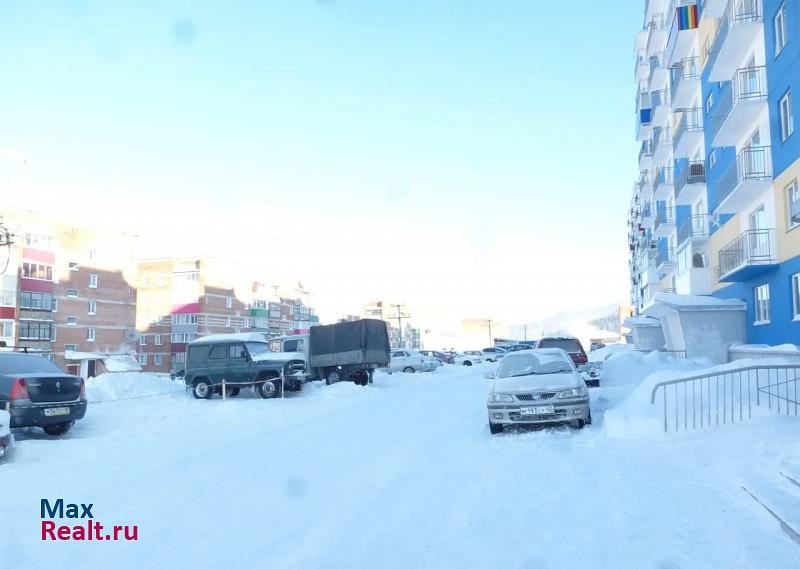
[0,354,64,374]
[538,339,582,353]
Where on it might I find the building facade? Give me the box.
[630,0,800,346]
[248,281,318,338]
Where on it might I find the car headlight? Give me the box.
[488,393,514,403]
[558,388,586,399]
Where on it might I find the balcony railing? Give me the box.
[671,56,699,103]
[634,48,648,73]
[667,4,700,64]
[675,160,706,198]
[654,205,676,233]
[656,247,677,270]
[649,51,667,84]
[677,214,710,244]
[716,146,773,206]
[710,66,768,146]
[717,228,776,281]
[651,88,670,109]
[673,108,703,151]
[706,0,764,80]
[639,140,654,164]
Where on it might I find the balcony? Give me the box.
[639,140,654,170]
[709,66,768,148]
[677,213,710,245]
[706,0,764,82]
[667,4,699,66]
[702,0,728,19]
[654,205,676,237]
[639,250,660,287]
[670,56,700,108]
[656,246,678,274]
[651,88,671,125]
[638,170,654,201]
[675,160,706,204]
[646,13,668,56]
[713,146,773,214]
[653,126,673,166]
[649,51,669,90]
[716,228,777,282]
[654,166,675,200]
[641,201,656,228]
[673,108,704,158]
[636,96,653,142]
[634,48,650,80]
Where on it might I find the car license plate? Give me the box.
[43,407,70,417]
[519,406,554,415]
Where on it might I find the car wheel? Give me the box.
[489,422,503,435]
[571,419,586,429]
[326,369,342,385]
[463,361,472,367]
[43,421,74,436]
[229,387,240,397]
[258,380,278,399]
[403,366,415,374]
[192,379,213,400]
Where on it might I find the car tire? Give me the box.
[489,422,503,435]
[326,369,342,385]
[403,366,415,374]
[229,387,240,397]
[258,380,278,399]
[192,379,213,400]
[463,361,472,367]
[43,421,74,436]
[571,419,586,429]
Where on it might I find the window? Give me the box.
[226,296,233,309]
[155,334,162,346]
[66,317,77,326]
[20,292,54,311]
[171,313,198,325]
[1,321,13,338]
[87,328,96,342]
[228,344,245,359]
[139,335,147,346]
[793,274,800,320]
[154,354,163,366]
[18,321,51,340]
[64,344,77,352]
[140,276,149,288]
[88,300,97,315]
[138,354,148,366]
[787,180,800,230]
[52,297,58,312]
[209,346,228,359]
[709,149,717,170]
[89,273,98,288]
[780,91,794,142]
[67,289,79,298]
[754,284,771,324]
[171,333,196,343]
[705,93,713,115]
[775,4,788,55]
[68,261,79,271]
[226,317,231,327]
[22,262,53,281]
[173,352,185,365]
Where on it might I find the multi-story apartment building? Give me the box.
[136,257,253,373]
[0,210,138,375]
[362,301,420,348]
[248,281,318,338]
[630,0,800,345]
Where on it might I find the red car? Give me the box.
[533,336,597,386]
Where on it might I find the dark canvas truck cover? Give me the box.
[309,319,390,368]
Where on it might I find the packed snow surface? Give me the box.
[2,360,800,568]
[0,409,9,436]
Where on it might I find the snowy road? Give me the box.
[2,363,800,568]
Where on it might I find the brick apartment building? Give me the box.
[248,281,318,339]
[0,209,138,376]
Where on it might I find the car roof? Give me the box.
[504,348,571,359]
[538,336,579,341]
[189,332,267,346]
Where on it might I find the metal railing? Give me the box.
[717,228,776,280]
[656,246,676,269]
[710,66,767,143]
[707,0,763,73]
[639,140,654,164]
[674,108,703,148]
[671,56,699,103]
[650,364,799,433]
[654,126,673,149]
[654,166,674,195]
[649,51,666,84]
[675,160,705,198]
[634,48,648,73]
[654,205,675,232]
[678,213,710,244]
[651,88,670,109]
[716,146,773,206]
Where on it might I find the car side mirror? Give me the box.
[484,370,495,380]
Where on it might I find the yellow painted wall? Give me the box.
[708,214,742,292]
[774,157,800,262]
[698,17,718,71]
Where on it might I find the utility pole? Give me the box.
[484,319,493,346]
[391,303,412,348]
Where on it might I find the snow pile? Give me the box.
[86,372,184,403]
[0,409,9,437]
[588,343,630,363]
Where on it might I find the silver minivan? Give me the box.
[485,348,591,433]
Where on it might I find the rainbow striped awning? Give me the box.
[676,4,699,31]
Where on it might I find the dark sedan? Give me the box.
[0,353,88,436]
[419,350,455,365]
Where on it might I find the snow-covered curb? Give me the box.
[86,373,185,403]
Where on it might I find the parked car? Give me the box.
[481,347,507,362]
[268,319,390,386]
[0,352,87,436]
[185,333,307,399]
[485,348,591,434]
[500,344,534,353]
[533,336,589,369]
[419,350,454,365]
[589,342,606,352]
[0,409,11,459]
[454,351,484,366]
[387,349,428,373]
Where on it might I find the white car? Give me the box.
[387,349,428,373]
[423,357,441,372]
[454,351,484,366]
[481,347,508,362]
[485,348,591,434]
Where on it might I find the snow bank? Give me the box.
[588,343,630,363]
[604,356,799,439]
[0,409,9,437]
[86,373,184,403]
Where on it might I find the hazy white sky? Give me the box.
[0,0,641,325]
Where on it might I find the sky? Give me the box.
[0,0,643,326]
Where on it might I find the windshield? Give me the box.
[245,342,270,358]
[496,353,574,378]
[0,354,64,374]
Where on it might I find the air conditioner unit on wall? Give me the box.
[689,162,705,177]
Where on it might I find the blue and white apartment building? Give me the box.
[629,0,800,346]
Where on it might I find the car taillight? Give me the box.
[10,378,29,400]
[79,378,86,397]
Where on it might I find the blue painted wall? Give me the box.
[764,0,800,178]
[713,254,800,344]
[700,60,737,216]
